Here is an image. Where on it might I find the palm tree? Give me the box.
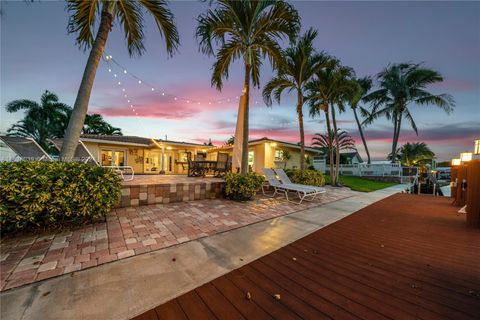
[83,114,122,135]
[6,90,71,150]
[61,0,179,160]
[312,129,356,163]
[196,0,300,174]
[364,63,455,163]
[347,76,372,164]
[263,28,331,171]
[306,62,356,185]
[388,142,434,167]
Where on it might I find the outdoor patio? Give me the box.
[0,186,356,291]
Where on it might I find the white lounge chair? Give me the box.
[0,136,53,161]
[262,168,325,204]
[274,168,326,193]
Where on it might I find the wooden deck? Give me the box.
[132,194,480,320]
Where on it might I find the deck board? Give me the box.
[131,194,480,320]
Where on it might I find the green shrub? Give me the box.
[0,161,121,232]
[285,169,325,187]
[224,172,264,201]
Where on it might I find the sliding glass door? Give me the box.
[101,149,126,167]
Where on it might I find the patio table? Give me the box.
[188,160,217,177]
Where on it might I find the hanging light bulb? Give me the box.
[118,81,121,85]
[114,74,117,78]
[127,100,130,103]
[138,80,142,84]
[108,68,112,72]
[123,70,127,74]
[151,88,155,91]
[122,88,126,92]
[162,92,165,96]
[174,97,177,101]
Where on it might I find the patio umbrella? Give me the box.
[232,95,246,173]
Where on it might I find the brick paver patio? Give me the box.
[0,187,355,291]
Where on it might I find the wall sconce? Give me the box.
[475,139,480,155]
[270,142,277,147]
[166,146,172,150]
[451,158,461,166]
[460,152,472,163]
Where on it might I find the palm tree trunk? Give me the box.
[240,64,251,175]
[297,94,305,171]
[390,113,399,163]
[353,108,370,164]
[324,104,335,184]
[60,6,113,161]
[391,113,403,163]
[331,103,341,186]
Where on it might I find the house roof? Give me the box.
[80,134,212,148]
[216,137,321,153]
[341,151,363,162]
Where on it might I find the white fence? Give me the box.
[323,163,418,183]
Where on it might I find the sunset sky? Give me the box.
[1,1,479,161]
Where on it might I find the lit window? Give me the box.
[248,151,254,166]
[274,150,283,161]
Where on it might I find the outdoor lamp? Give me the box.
[460,152,472,163]
[474,139,480,155]
[270,142,277,147]
[451,158,461,166]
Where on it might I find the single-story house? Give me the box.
[206,137,322,173]
[79,134,214,174]
[341,151,363,164]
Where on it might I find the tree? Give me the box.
[61,0,179,160]
[364,63,455,163]
[388,142,435,167]
[196,0,300,174]
[280,148,291,169]
[5,90,71,150]
[306,61,356,186]
[83,114,122,135]
[312,129,356,156]
[348,77,372,164]
[263,28,330,171]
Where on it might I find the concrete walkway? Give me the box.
[1,185,405,320]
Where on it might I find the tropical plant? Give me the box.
[224,172,264,201]
[363,63,455,163]
[348,76,373,164]
[196,0,300,174]
[0,161,121,232]
[5,90,71,150]
[388,142,435,167]
[61,0,179,160]
[83,113,122,135]
[225,135,235,146]
[306,61,356,186]
[285,168,325,187]
[312,129,356,154]
[280,148,291,169]
[263,28,331,171]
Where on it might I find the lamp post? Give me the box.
[460,152,473,163]
[474,139,480,156]
[451,158,461,166]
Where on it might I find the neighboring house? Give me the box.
[341,151,363,164]
[80,134,214,174]
[209,137,322,174]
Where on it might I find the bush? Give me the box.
[0,161,121,232]
[224,172,264,201]
[285,169,325,187]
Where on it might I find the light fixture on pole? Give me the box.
[451,158,461,166]
[460,152,473,163]
[474,139,480,155]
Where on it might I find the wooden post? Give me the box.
[455,165,468,207]
[466,160,480,228]
[451,166,458,200]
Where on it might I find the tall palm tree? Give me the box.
[388,142,434,167]
[348,76,372,164]
[364,63,455,163]
[6,90,71,150]
[61,0,179,160]
[306,62,356,185]
[196,0,300,174]
[263,28,331,171]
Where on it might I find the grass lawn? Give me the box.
[325,175,398,192]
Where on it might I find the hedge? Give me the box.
[0,161,121,232]
[285,169,325,187]
[224,172,264,201]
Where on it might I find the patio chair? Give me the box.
[49,139,134,181]
[262,168,325,204]
[0,136,53,161]
[187,158,206,177]
[274,168,326,194]
[213,152,229,177]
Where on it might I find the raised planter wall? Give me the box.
[118,181,225,207]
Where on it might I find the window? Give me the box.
[248,151,254,167]
[101,149,126,167]
[274,149,283,161]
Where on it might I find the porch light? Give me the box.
[202,149,207,152]
[460,152,472,163]
[451,158,461,166]
[474,139,480,155]
[270,142,277,147]
[166,146,172,150]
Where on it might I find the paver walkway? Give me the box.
[0,187,355,291]
[133,194,480,320]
